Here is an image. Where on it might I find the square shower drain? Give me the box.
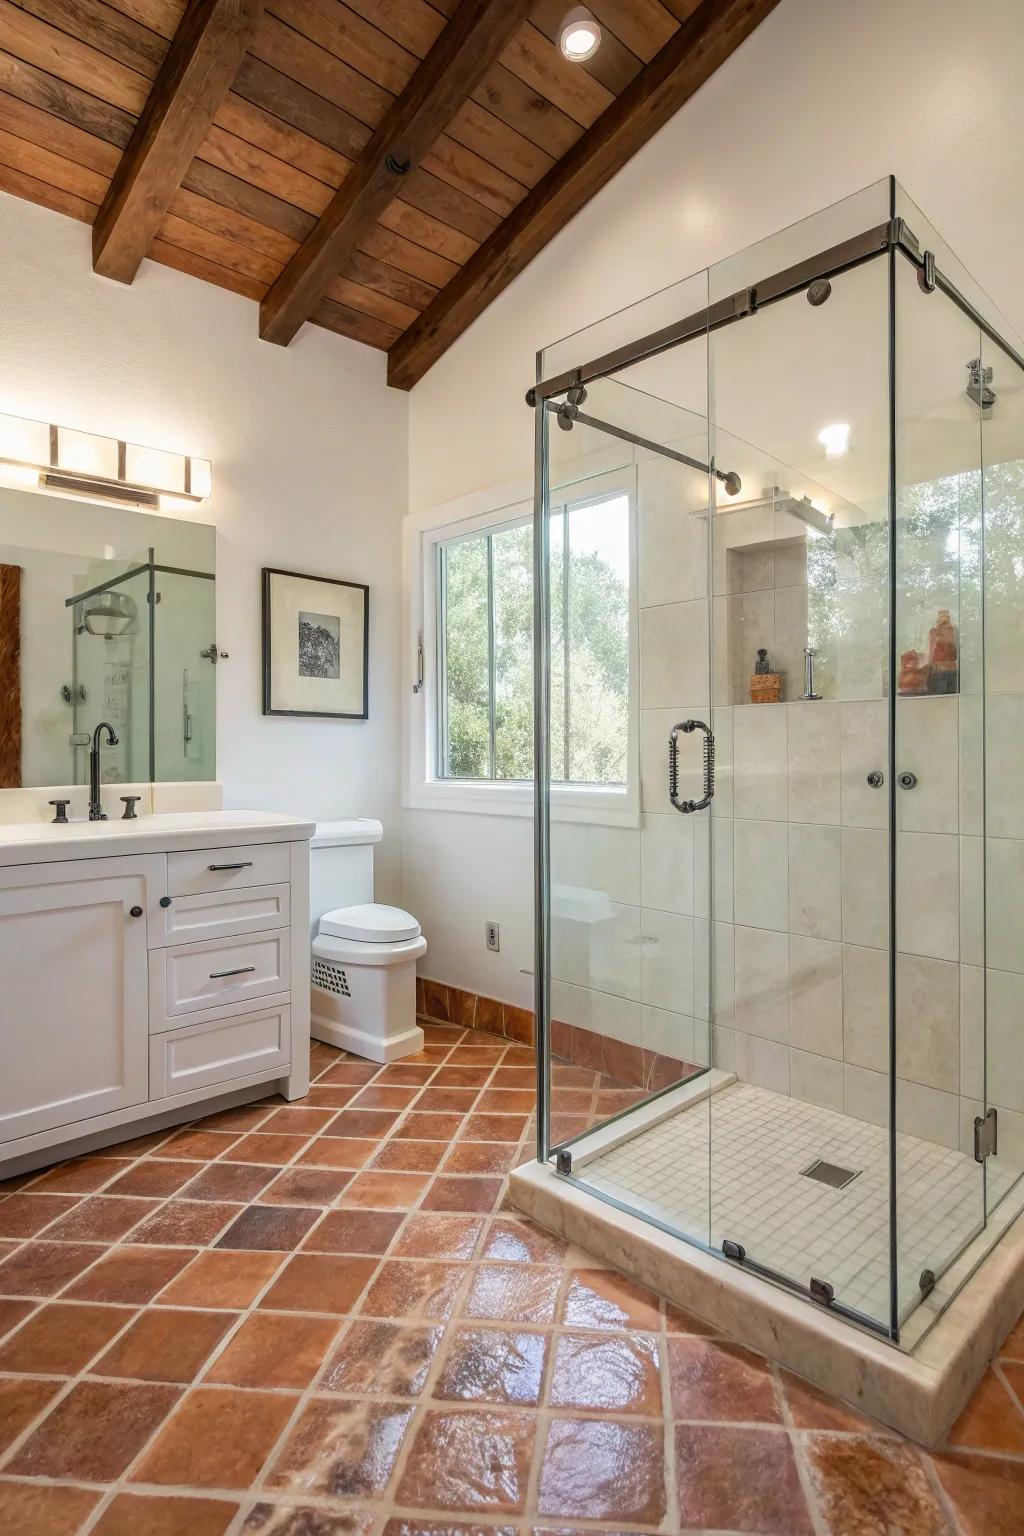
[802,1159,861,1190]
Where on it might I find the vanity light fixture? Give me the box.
[559,6,602,61]
[0,412,212,512]
[817,421,851,457]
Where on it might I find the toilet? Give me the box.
[309,819,426,1062]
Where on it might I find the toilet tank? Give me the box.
[309,819,383,938]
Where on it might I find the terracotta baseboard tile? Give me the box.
[417,976,535,1049]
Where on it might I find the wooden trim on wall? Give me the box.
[0,563,22,789]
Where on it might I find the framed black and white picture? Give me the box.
[262,567,369,719]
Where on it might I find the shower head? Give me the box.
[78,590,137,639]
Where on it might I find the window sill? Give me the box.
[403,781,639,827]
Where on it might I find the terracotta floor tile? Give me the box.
[443,1141,518,1175]
[502,1047,535,1066]
[303,1209,404,1255]
[369,1139,447,1172]
[8,1379,180,1479]
[30,1156,127,1193]
[781,1369,887,1432]
[221,1132,311,1165]
[259,1167,353,1205]
[351,1085,421,1111]
[0,1300,133,1374]
[325,1111,401,1139]
[550,1065,600,1087]
[0,1240,101,1296]
[476,1090,535,1114]
[397,1407,535,1513]
[664,1301,717,1335]
[319,1063,379,1086]
[1002,1359,1024,1408]
[804,1433,946,1536]
[341,1171,430,1209]
[538,1417,666,1525]
[0,1375,63,1452]
[216,1204,320,1251]
[197,1104,276,1132]
[91,1491,238,1536]
[297,1137,378,1170]
[0,1481,100,1536]
[259,1106,338,1135]
[667,1335,781,1422]
[131,1200,241,1246]
[360,1260,466,1320]
[999,1311,1024,1360]
[436,1326,548,1405]
[491,1067,535,1088]
[0,1297,35,1339]
[66,1245,195,1303]
[107,1161,203,1198]
[393,1214,483,1261]
[932,1448,1024,1536]
[463,1263,563,1324]
[460,1114,528,1141]
[675,1423,811,1533]
[206,1311,338,1388]
[136,1386,298,1489]
[549,1089,594,1115]
[430,1066,491,1088]
[415,1087,478,1113]
[393,1112,463,1141]
[305,1085,360,1109]
[0,1192,79,1237]
[260,1253,379,1313]
[561,1267,662,1331]
[374,1064,436,1086]
[946,1367,1024,1453]
[95,1307,234,1382]
[156,1130,241,1161]
[420,1023,464,1043]
[482,1217,568,1264]
[267,1396,413,1496]
[447,1047,503,1065]
[243,1504,375,1534]
[157,1249,280,1309]
[42,1195,157,1243]
[322,1320,441,1397]
[421,1176,503,1213]
[550,1331,661,1414]
[180,1162,278,1203]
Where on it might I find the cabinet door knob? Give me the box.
[159,896,172,909]
[129,905,143,918]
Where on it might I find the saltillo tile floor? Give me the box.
[0,1023,1017,1536]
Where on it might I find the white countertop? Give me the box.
[0,810,316,867]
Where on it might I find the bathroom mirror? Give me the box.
[0,484,215,788]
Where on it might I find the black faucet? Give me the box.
[89,721,119,821]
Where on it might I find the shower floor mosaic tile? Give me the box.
[581,1080,1023,1325]
[0,1023,1020,1536]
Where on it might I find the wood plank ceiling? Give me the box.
[0,0,781,388]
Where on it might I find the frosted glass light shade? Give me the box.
[57,426,119,479]
[126,442,186,494]
[0,414,49,464]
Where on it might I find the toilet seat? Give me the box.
[319,902,421,944]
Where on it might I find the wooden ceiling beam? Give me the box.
[92,0,262,284]
[258,0,536,348]
[387,0,782,390]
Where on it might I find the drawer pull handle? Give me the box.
[209,965,257,979]
[207,861,253,872]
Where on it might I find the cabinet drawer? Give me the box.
[167,843,290,897]
[151,928,290,1026]
[150,1002,291,1098]
[154,883,290,947]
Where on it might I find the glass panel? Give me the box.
[893,251,985,1327]
[72,561,152,784]
[708,243,893,1330]
[981,332,1024,1232]
[152,570,216,781]
[440,534,490,778]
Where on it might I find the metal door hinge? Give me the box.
[721,1239,746,1263]
[974,1107,997,1163]
[555,1149,572,1175]
[810,1277,835,1307]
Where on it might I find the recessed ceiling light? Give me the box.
[560,6,602,62]
[817,422,851,457]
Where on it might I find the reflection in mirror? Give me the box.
[0,485,215,789]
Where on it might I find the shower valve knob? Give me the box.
[48,799,71,824]
[898,771,918,790]
[120,796,141,819]
[866,771,884,789]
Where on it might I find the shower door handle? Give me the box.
[669,719,715,814]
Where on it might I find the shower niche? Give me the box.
[519,178,1024,1441]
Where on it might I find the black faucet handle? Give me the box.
[48,799,71,824]
[120,796,142,820]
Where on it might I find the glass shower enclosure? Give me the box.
[532,178,1024,1345]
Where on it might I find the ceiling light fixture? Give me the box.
[0,412,211,512]
[817,422,851,457]
[559,6,602,62]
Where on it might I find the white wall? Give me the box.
[0,196,409,900]
[403,0,1024,1004]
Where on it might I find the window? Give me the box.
[436,492,631,787]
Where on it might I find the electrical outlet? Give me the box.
[485,921,500,953]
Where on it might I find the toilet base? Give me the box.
[311,1011,424,1064]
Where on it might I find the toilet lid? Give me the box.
[319,903,421,943]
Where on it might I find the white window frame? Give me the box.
[403,464,639,826]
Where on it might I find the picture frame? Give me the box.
[262,566,369,719]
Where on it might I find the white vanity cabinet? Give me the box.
[0,813,312,1176]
